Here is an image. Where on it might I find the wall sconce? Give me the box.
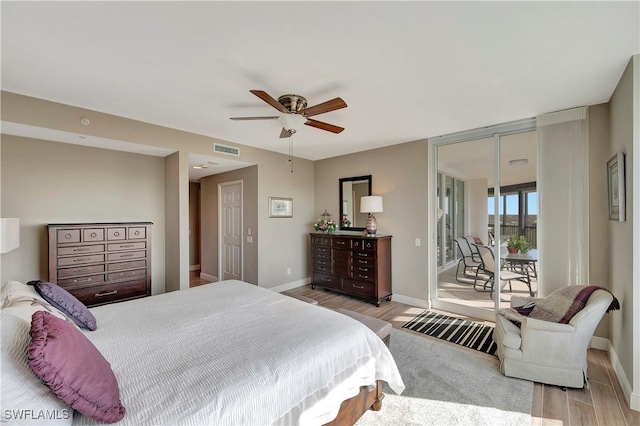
[1,218,20,253]
[360,196,383,236]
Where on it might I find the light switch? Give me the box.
[247,228,252,235]
[415,238,421,247]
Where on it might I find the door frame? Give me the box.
[428,118,536,321]
[218,179,243,282]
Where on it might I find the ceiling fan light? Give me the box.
[278,113,307,133]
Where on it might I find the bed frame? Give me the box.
[325,380,384,425]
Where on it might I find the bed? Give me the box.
[1,279,404,425]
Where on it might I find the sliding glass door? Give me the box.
[429,121,537,322]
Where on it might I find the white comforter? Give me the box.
[74,280,404,425]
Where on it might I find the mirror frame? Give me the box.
[339,175,372,231]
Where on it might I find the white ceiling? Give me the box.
[1,1,638,164]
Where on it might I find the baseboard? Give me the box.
[391,293,430,309]
[200,272,218,282]
[269,277,311,293]
[590,336,609,351]
[606,339,638,411]
[189,264,200,272]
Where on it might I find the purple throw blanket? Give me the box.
[498,285,620,327]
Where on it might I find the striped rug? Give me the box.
[402,311,498,355]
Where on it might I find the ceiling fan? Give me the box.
[230,90,347,138]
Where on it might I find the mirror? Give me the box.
[339,175,372,230]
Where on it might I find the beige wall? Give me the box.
[607,57,636,392]
[0,135,166,294]
[189,182,201,268]
[315,139,429,303]
[200,166,259,284]
[467,178,489,244]
[1,92,315,290]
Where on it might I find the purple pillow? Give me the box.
[28,311,125,423]
[28,280,97,330]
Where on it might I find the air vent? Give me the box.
[213,143,240,156]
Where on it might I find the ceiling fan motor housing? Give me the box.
[278,94,308,114]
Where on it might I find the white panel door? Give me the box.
[221,182,242,281]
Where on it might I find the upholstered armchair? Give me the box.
[493,289,614,388]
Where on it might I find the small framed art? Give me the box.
[607,151,625,222]
[269,197,293,218]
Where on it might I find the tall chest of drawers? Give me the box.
[310,233,392,306]
[47,222,152,307]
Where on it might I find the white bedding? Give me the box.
[74,280,404,425]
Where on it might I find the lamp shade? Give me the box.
[360,196,383,213]
[1,218,20,253]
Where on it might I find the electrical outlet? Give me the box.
[246,236,253,243]
[415,238,421,247]
[286,268,291,275]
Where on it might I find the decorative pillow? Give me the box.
[1,311,72,425]
[27,280,97,330]
[28,311,126,423]
[1,280,73,326]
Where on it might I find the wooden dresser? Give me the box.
[47,222,152,307]
[310,233,392,306]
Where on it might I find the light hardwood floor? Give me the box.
[188,273,638,425]
[281,284,639,426]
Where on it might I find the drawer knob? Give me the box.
[358,274,368,279]
[358,260,367,264]
[90,232,97,238]
[322,278,331,282]
[134,231,140,236]
[74,248,90,252]
[64,233,72,239]
[353,284,364,289]
[114,231,120,236]
[95,290,118,298]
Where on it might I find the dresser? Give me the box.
[310,233,392,306]
[47,222,152,307]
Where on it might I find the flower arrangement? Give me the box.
[342,214,351,228]
[314,218,337,233]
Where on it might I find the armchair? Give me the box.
[493,289,614,388]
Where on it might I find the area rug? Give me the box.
[403,310,498,355]
[356,329,532,426]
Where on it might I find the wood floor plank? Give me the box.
[568,385,594,406]
[590,381,627,426]
[602,352,640,426]
[531,383,544,425]
[568,398,599,426]
[542,386,569,425]
[587,349,613,385]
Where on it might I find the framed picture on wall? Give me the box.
[607,151,625,222]
[269,197,293,218]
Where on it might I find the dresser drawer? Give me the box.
[108,268,146,282]
[59,274,105,287]
[58,264,105,278]
[353,251,374,260]
[58,245,104,256]
[107,260,146,271]
[312,245,330,255]
[311,236,331,246]
[312,263,331,273]
[331,238,351,248]
[313,272,341,290]
[313,251,331,261]
[58,254,105,267]
[353,257,375,268]
[344,279,375,298]
[352,269,375,283]
[353,263,375,276]
[107,228,126,240]
[83,229,105,242]
[107,242,146,251]
[71,279,147,307]
[128,227,146,239]
[107,251,146,261]
[353,239,376,251]
[57,229,80,243]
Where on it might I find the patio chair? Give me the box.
[475,245,530,296]
[453,237,483,284]
[463,235,483,261]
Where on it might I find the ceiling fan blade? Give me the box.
[230,116,279,121]
[304,118,345,134]
[249,90,289,113]
[301,97,347,117]
[279,128,292,138]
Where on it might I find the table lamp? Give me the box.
[360,196,383,236]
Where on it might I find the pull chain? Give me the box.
[288,133,294,173]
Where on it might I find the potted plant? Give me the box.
[506,235,529,254]
[506,235,519,254]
